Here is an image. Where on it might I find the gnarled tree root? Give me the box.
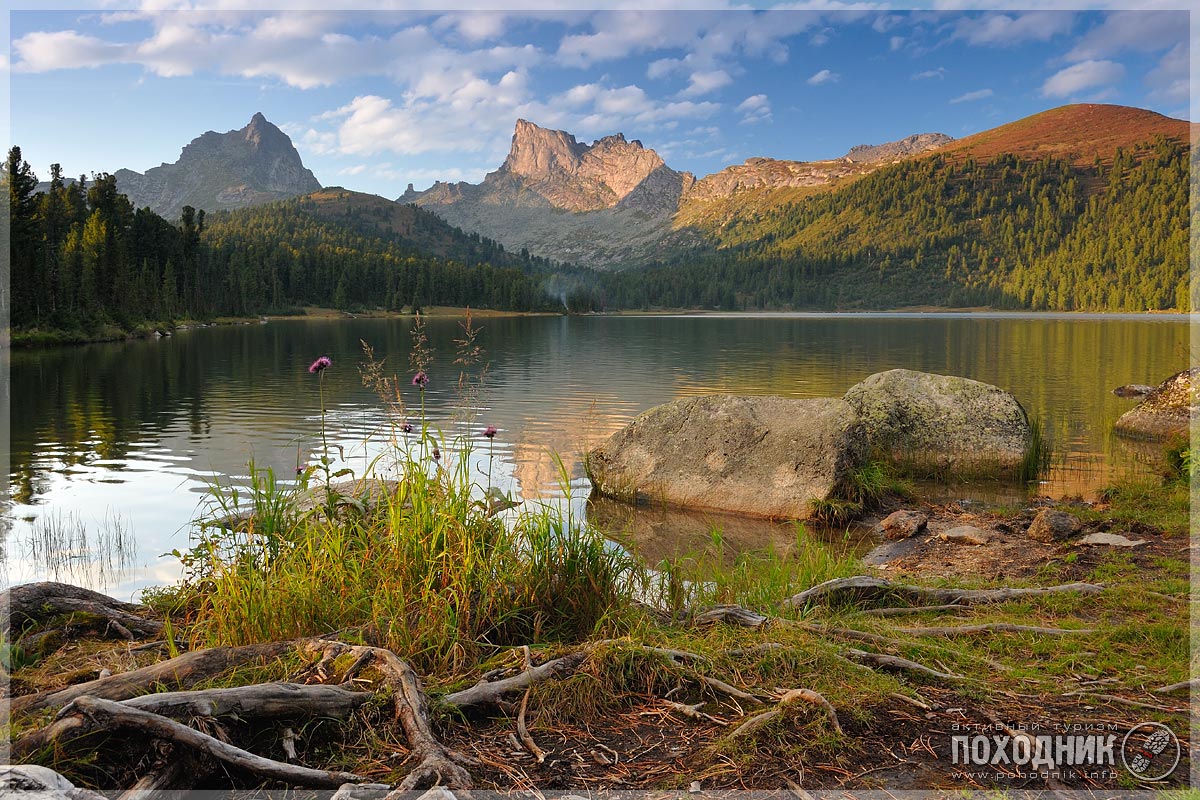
[727,688,842,739]
[782,576,1103,610]
[20,696,366,788]
[3,582,164,640]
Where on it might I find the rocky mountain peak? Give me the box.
[113,113,321,219]
[493,119,675,212]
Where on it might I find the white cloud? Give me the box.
[1040,59,1125,98]
[951,12,1074,46]
[949,88,993,103]
[13,30,128,72]
[1065,11,1186,62]
[889,36,905,51]
[736,93,771,124]
[806,68,839,85]
[679,69,733,97]
[809,31,830,46]
[555,10,818,70]
[912,67,946,80]
[1144,43,1188,104]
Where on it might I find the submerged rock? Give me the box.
[1113,368,1198,440]
[585,395,866,520]
[1112,384,1154,398]
[1026,509,1081,543]
[843,369,1032,478]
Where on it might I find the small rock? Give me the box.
[940,525,993,545]
[1113,384,1154,398]
[1076,532,1148,548]
[876,510,929,540]
[331,784,393,800]
[689,781,703,794]
[1026,510,1082,543]
[0,766,107,800]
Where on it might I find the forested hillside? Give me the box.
[590,136,1189,312]
[7,147,561,341]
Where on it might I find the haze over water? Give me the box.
[6,312,1189,599]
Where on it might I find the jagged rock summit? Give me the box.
[114,112,321,219]
[401,119,697,267]
[843,132,953,163]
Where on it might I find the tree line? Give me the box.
[6,147,563,340]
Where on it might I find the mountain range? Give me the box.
[20,102,1190,326]
[400,120,955,267]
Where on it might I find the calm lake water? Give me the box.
[5,312,1191,599]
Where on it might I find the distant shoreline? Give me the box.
[11,304,1192,347]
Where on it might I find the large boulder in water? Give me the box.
[1114,368,1198,440]
[843,369,1031,477]
[585,395,866,520]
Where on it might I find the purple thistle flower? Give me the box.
[401,422,414,434]
[483,425,497,439]
[412,370,429,388]
[309,356,332,374]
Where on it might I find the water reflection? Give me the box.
[6,312,1191,598]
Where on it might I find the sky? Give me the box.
[5,2,1195,200]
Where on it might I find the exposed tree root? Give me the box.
[727,688,842,739]
[29,696,366,788]
[442,651,589,709]
[3,582,164,640]
[858,604,966,617]
[893,623,1094,637]
[10,639,297,715]
[840,648,966,682]
[782,576,1103,610]
[298,640,474,790]
[1154,678,1199,694]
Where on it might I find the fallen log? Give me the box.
[782,576,1103,610]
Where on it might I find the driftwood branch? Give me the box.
[783,576,1103,610]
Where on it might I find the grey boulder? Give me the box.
[1114,368,1198,440]
[585,395,866,520]
[843,369,1032,477]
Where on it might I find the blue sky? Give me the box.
[7,3,1193,200]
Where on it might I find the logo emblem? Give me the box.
[1121,722,1180,782]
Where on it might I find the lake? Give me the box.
[5,312,1190,599]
